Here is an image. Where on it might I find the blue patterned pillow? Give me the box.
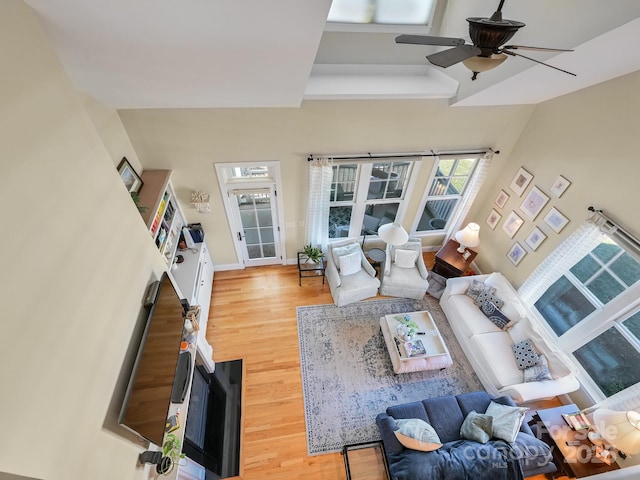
[512,338,540,370]
[480,301,514,330]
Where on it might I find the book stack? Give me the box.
[562,412,591,431]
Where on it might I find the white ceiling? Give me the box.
[24,0,640,108]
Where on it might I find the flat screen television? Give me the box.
[119,272,187,446]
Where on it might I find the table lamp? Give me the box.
[454,223,480,257]
[378,222,409,246]
[591,408,640,454]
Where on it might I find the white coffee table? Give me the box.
[380,311,453,374]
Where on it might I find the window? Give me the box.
[533,234,640,398]
[328,160,416,240]
[327,0,436,25]
[415,157,478,232]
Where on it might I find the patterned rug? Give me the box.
[297,297,483,455]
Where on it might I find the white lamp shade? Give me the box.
[378,222,409,246]
[455,223,480,252]
[593,408,640,454]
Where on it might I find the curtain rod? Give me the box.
[307,148,498,162]
[588,206,640,253]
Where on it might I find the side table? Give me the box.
[365,247,386,276]
[343,441,390,480]
[433,239,477,278]
[297,252,325,286]
[532,404,620,478]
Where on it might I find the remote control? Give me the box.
[566,440,582,446]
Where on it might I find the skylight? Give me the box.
[327,0,436,26]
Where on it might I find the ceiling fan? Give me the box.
[395,0,576,80]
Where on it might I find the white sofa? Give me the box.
[440,272,580,403]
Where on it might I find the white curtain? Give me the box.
[517,214,604,305]
[305,156,333,252]
[448,152,493,239]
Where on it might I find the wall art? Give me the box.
[502,211,524,238]
[486,209,502,230]
[495,190,510,209]
[509,167,533,197]
[507,242,527,266]
[520,186,550,221]
[525,226,547,251]
[550,175,571,197]
[544,207,570,233]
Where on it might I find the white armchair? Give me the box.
[379,238,429,300]
[326,238,381,307]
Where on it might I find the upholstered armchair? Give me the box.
[379,238,429,299]
[326,238,381,307]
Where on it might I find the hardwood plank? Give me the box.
[206,253,566,479]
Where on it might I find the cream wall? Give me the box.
[1,2,166,479]
[119,100,534,266]
[467,70,640,286]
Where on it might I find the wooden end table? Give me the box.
[532,404,620,478]
[433,239,477,278]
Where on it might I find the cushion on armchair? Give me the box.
[394,248,419,268]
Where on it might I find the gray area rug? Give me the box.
[297,297,483,455]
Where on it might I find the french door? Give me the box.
[229,187,282,266]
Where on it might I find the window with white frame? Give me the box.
[328,160,415,240]
[327,0,437,26]
[415,157,479,232]
[533,235,640,398]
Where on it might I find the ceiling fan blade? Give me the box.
[395,34,466,47]
[503,50,576,76]
[427,45,482,68]
[504,45,574,52]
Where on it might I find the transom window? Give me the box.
[415,158,478,232]
[327,0,436,25]
[329,160,415,239]
[533,235,640,398]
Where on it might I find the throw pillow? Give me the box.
[485,401,529,443]
[523,354,553,382]
[394,418,442,452]
[394,249,418,268]
[339,251,361,276]
[465,279,489,302]
[512,338,540,370]
[479,301,514,330]
[474,291,504,309]
[331,243,360,268]
[460,411,493,444]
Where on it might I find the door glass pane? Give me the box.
[244,228,259,245]
[610,252,640,287]
[574,327,640,397]
[236,192,276,260]
[588,271,625,304]
[240,210,257,228]
[260,227,274,243]
[535,276,596,336]
[623,311,640,341]
[329,206,352,238]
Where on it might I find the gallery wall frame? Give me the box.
[486,209,502,230]
[550,175,571,197]
[520,186,550,221]
[502,211,524,238]
[544,207,570,233]
[117,157,143,194]
[495,190,510,209]
[507,242,527,266]
[509,167,533,197]
[525,226,547,251]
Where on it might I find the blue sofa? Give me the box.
[376,391,557,480]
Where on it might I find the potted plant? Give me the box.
[302,244,324,264]
[156,433,186,475]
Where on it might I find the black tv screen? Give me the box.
[119,273,186,446]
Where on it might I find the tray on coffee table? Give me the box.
[384,311,447,361]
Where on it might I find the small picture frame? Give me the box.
[509,167,534,197]
[117,157,143,194]
[520,186,550,221]
[507,242,527,266]
[550,175,571,197]
[544,207,570,233]
[502,211,524,238]
[495,190,510,209]
[525,226,547,251]
[486,209,502,230]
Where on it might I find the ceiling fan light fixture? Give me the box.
[462,53,507,77]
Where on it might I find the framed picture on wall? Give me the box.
[486,209,502,230]
[509,167,534,196]
[525,226,547,251]
[507,242,527,266]
[544,207,570,233]
[502,211,524,238]
[495,190,510,209]
[550,175,571,197]
[117,157,143,194]
[520,186,550,221]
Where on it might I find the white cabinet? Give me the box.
[170,241,215,372]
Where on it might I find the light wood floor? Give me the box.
[207,253,565,480]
